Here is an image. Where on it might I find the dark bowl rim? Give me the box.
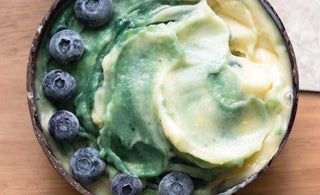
[26,0,299,194]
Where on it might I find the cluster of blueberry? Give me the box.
[41,0,194,194]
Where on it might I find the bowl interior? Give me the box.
[27,0,299,194]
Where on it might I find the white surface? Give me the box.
[268,0,320,91]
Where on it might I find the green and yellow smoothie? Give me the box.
[35,0,294,194]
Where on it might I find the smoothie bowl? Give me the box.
[27,0,299,194]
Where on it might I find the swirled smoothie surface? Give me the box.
[36,0,293,194]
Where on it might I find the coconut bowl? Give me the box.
[27,0,299,194]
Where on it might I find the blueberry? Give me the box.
[48,110,79,141]
[159,172,194,195]
[74,0,113,28]
[111,173,143,195]
[49,29,84,65]
[42,69,77,103]
[70,147,106,183]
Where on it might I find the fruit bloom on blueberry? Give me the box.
[159,172,194,195]
[74,0,113,28]
[42,69,77,103]
[48,110,79,141]
[49,29,84,65]
[111,173,143,195]
[70,147,106,183]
